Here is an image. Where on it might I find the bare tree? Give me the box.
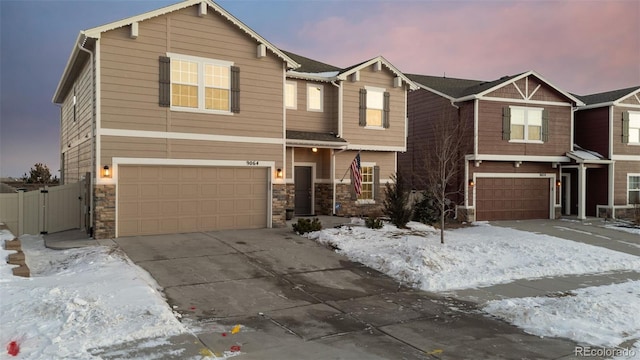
[421,104,467,244]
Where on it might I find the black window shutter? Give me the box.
[159,56,170,107]
[502,107,511,140]
[541,109,549,142]
[230,66,240,113]
[382,92,390,128]
[350,171,357,200]
[359,88,367,127]
[373,166,381,201]
[622,111,630,143]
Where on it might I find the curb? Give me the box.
[1,224,31,278]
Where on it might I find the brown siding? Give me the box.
[613,106,640,155]
[477,100,571,156]
[341,66,406,148]
[286,80,338,133]
[574,107,610,157]
[99,5,285,141]
[614,161,640,205]
[61,59,94,183]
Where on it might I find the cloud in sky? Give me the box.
[0,0,638,177]
[284,0,639,94]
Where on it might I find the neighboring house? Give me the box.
[53,0,416,238]
[568,86,640,220]
[399,71,583,222]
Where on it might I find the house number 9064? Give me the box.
[246,161,260,166]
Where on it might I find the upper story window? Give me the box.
[307,83,323,112]
[159,53,239,114]
[503,106,548,142]
[623,111,640,144]
[628,175,640,204]
[285,81,297,109]
[359,87,390,129]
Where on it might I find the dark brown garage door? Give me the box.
[476,177,550,221]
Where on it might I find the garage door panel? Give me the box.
[477,177,550,221]
[118,165,268,236]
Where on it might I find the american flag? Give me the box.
[350,153,362,196]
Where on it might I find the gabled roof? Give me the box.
[573,86,640,107]
[280,50,341,73]
[53,0,300,103]
[336,56,419,90]
[407,70,583,105]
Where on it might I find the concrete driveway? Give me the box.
[113,226,579,359]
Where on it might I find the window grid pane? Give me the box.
[205,64,229,89]
[358,167,374,200]
[171,60,198,85]
[205,88,229,111]
[511,124,524,140]
[172,84,198,108]
[366,109,383,127]
[308,87,321,110]
[528,125,541,140]
[285,83,296,108]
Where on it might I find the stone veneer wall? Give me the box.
[334,183,384,217]
[272,184,287,227]
[315,183,333,215]
[285,184,295,210]
[94,185,115,239]
[456,206,475,223]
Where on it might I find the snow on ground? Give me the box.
[484,281,640,349]
[0,232,187,359]
[309,220,640,357]
[307,221,640,292]
[606,223,640,236]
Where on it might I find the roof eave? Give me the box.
[286,139,348,148]
[286,72,338,82]
[52,33,85,104]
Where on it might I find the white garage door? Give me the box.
[118,165,268,237]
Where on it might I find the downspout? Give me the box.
[77,36,95,237]
[331,80,343,215]
[331,80,343,138]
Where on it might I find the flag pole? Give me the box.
[340,150,361,182]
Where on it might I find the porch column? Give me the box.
[608,162,615,219]
[578,163,587,220]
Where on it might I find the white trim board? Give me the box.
[100,128,284,145]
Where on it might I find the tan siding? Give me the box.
[293,148,331,179]
[334,151,396,182]
[286,80,338,133]
[168,139,282,168]
[99,4,285,141]
[613,106,640,155]
[485,76,567,103]
[61,59,94,183]
[620,93,640,105]
[101,136,168,166]
[614,161,640,205]
[341,66,406,148]
[477,100,572,156]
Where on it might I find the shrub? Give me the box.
[383,173,412,228]
[292,218,322,234]
[413,191,440,225]
[365,216,384,229]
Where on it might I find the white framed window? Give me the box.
[358,164,375,201]
[366,87,384,128]
[509,106,543,142]
[285,81,297,109]
[168,53,234,114]
[307,83,323,112]
[629,112,640,144]
[628,174,640,204]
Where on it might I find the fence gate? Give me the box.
[0,182,83,236]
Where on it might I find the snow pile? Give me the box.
[307,221,640,291]
[0,234,186,359]
[484,281,640,352]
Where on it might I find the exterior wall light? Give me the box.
[468,179,475,187]
[276,168,283,178]
[311,147,318,153]
[102,165,111,178]
[556,180,562,187]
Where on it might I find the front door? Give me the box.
[294,166,313,215]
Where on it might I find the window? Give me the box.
[307,83,323,112]
[359,87,390,128]
[161,53,238,113]
[285,81,297,109]
[504,106,546,142]
[629,175,640,204]
[625,111,640,144]
[358,166,374,200]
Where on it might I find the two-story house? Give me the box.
[399,71,583,222]
[566,86,640,220]
[52,0,415,238]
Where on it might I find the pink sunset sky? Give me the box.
[0,0,638,177]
